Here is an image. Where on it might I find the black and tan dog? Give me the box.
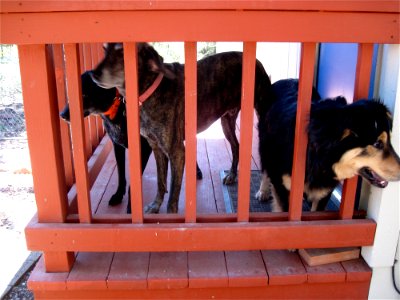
[92,43,272,213]
[257,79,400,212]
[60,71,204,212]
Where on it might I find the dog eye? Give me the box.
[373,140,384,150]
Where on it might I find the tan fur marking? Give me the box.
[304,185,331,212]
[333,131,400,181]
[270,187,284,212]
[282,174,292,191]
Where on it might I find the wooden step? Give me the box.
[28,250,372,299]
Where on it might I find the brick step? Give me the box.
[28,250,372,299]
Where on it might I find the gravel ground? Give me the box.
[0,138,37,300]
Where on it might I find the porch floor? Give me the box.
[89,119,262,216]
[28,120,372,299]
[29,249,371,299]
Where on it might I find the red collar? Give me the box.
[103,89,122,120]
[138,73,164,106]
[103,73,163,119]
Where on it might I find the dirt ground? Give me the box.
[0,138,36,299]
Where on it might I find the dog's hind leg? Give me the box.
[144,148,168,213]
[167,147,185,213]
[221,111,240,185]
[109,143,126,206]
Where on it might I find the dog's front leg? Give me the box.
[109,142,126,206]
[144,148,168,213]
[167,147,185,213]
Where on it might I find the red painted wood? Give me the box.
[195,139,218,213]
[28,257,69,291]
[148,252,188,289]
[67,135,113,212]
[342,258,372,282]
[2,11,398,45]
[289,42,316,221]
[52,44,75,189]
[188,251,228,288]
[64,43,92,223]
[225,251,268,287]
[30,282,372,300]
[66,252,113,290]
[78,44,93,158]
[303,260,346,283]
[25,218,376,252]
[204,136,234,213]
[237,42,256,222]
[3,1,399,13]
[18,44,68,222]
[340,43,374,220]
[124,42,144,223]
[262,250,307,285]
[107,252,150,289]
[185,41,198,223]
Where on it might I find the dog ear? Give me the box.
[141,43,176,79]
[148,60,175,79]
[103,43,123,52]
[341,128,358,141]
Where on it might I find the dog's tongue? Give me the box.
[360,168,388,188]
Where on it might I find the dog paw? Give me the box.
[222,173,237,185]
[108,193,123,206]
[144,203,160,214]
[167,203,178,213]
[255,189,271,202]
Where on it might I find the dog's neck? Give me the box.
[138,73,163,105]
[118,72,164,105]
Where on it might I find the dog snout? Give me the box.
[59,105,70,122]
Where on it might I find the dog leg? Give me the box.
[221,113,240,185]
[256,171,272,201]
[109,143,126,206]
[144,148,168,213]
[196,163,203,180]
[167,147,185,213]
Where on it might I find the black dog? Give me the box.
[92,43,272,213]
[257,79,400,212]
[60,71,203,212]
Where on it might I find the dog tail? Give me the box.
[254,60,275,119]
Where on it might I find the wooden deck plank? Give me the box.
[66,252,113,290]
[107,252,150,289]
[28,257,69,291]
[225,251,268,287]
[204,135,233,213]
[147,252,188,289]
[91,150,118,214]
[261,250,307,285]
[302,259,346,283]
[188,251,228,288]
[341,258,372,282]
[196,138,218,214]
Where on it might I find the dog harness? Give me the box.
[103,73,164,120]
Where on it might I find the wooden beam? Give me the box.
[2,11,398,44]
[25,217,376,252]
[184,41,198,223]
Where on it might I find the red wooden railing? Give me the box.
[1,0,399,273]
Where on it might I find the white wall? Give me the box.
[361,44,400,300]
[216,42,301,82]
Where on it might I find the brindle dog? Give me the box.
[60,71,203,213]
[92,43,272,213]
